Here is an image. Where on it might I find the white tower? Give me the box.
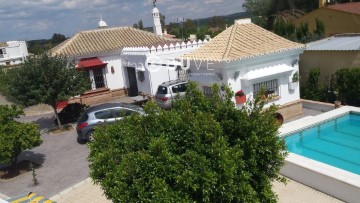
[152,0,162,36]
[98,14,108,29]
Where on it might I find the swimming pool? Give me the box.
[279,106,360,202]
[285,113,360,175]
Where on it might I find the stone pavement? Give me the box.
[50,177,344,203]
[51,178,110,203]
[273,177,344,203]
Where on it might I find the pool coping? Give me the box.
[279,106,360,202]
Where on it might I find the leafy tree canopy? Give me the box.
[5,53,90,128]
[89,82,286,202]
[0,105,42,166]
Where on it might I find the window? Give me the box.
[0,49,6,58]
[113,108,138,118]
[157,86,168,94]
[172,83,187,93]
[92,68,106,89]
[94,110,114,119]
[177,68,189,80]
[253,79,279,97]
[202,86,212,97]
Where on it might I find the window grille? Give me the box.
[253,79,278,97]
[92,68,106,89]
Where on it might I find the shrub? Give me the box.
[89,82,286,202]
[55,103,88,125]
[0,105,42,166]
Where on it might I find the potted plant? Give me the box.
[289,71,299,91]
[235,90,246,104]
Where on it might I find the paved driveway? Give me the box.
[0,113,89,198]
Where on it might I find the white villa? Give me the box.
[0,41,29,66]
[50,2,204,104]
[182,18,305,120]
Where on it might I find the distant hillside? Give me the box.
[145,12,252,32]
[196,12,252,26]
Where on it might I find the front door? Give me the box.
[127,67,138,96]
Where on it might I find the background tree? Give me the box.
[160,14,166,32]
[243,0,318,29]
[208,16,226,29]
[333,68,360,106]
[27,33,67,54]
[5,53,90,129]
[301,68,326,101]
[133,20,144,30]
[51,33,66,44]
[89,82,286,202]
[0,105,42,166]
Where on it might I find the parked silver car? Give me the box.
[76,103,144,142]
[155,79,187,109]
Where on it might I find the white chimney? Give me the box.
[235,18,252,25]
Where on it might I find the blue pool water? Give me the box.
[285,113,360,175]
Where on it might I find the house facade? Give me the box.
[50,25,179,104]
[295,1,360,37]
[0,41,28,66]
[182,19,305,121]
[300,34,360,84]
[121,40,207,96]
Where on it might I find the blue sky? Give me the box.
[0,0,245,41]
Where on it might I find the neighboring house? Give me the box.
[300,34,360,85]
[182,18,305,121]
[0,41,28,66]
[122,40,208,96]
[295,1,360,37]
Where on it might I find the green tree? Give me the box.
[51,33,66,44]
[89,82,286,202]
[334,68,360,106]
[0,67,9,96]
[133,20,143,30]
[0,105,42,166]
[301,68,326,101]
[6,53,90,129]
[208,16,226,29]
[160,14,166,32]
[313,18,325,37]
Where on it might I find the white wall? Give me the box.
[99,54,124,90]
[188,50,303,107]
[122,43,202,95]
[74,53,124,91]
[0,41,28,65]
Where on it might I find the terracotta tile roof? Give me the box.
[0,42,8,47]
[51,27,177,57]
[327,2,360,15]
[182,20,304,62]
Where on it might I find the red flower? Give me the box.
[235,90,244,97]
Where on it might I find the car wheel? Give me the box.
[86,131,95,142]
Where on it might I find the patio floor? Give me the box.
[50,177,344,203]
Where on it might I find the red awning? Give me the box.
[76,57,107,69]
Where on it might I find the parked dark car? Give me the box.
[76,103,144,142]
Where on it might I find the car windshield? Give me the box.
[157,86,167,94]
